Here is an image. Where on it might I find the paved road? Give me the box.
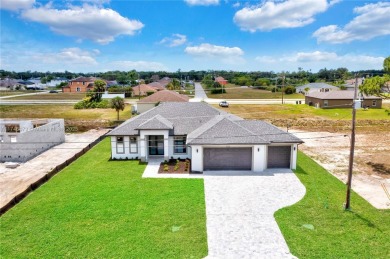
[193,82,208,100]
[0,91,49,99]
[203,170,305,258]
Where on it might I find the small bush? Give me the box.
[210,88,226,94]
[284,86,296,94]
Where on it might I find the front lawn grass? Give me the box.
[207,86,303,99]
[0,139,208,258]
[275,152,390,258]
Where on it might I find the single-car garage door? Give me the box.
[267,146,291,168]
[204,148,252,171]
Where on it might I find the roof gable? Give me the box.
[135,115,173,130]
[138,90,189,103]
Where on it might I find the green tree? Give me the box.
[384,56,390,74]
[360,75,390,99]
[89,80,107,102]
[110,96,125,120]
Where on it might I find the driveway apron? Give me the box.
[203,170,305,258]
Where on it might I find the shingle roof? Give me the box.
[148,82,165,90]
[135,115,173,130]
[132,84,157,95]
[69,77,97,82]
[107,102,303,145]
[138,90,189,103]
[306,91,381,100]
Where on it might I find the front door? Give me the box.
[148,135,164,155]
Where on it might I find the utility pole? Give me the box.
[345,73,359,210]
[281,73,285,104]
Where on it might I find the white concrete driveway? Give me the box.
[203,170,305,258]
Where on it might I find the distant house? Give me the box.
[305,91,382,109]
[215,76,228,85]
[0,119,65,162]
[296,83,339,94]
[148,82,165,90]
[0,79,24,90]
[136,90,189,113]
[158,77,172,87]
[132,84,158,96]
[62,77,97,93]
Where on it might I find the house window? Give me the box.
[76,87,81,92]
[130,137,138,153]
[174,136,187,154]
[10,136,17,143]
[324,100,329,107]
[372,100,377,107]
[116,136,124,154]
[83,82,85,85]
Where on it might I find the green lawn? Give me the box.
[206,86,303,99]
[275,152,390,258]
[0,139,208,258]
[219,104,390,121]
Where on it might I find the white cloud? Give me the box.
[185,43,244,64]
[21,4,144,44]
[232,2,240,8]
[313,2,390,43]
[255,51,385,71]
[109,61,168,71]
[33,48,98,65]
[234,0,335,32]
[184,0,219,6]
[159,34,187,47]
[0,0,35,11]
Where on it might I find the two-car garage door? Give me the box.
[204,148,252,170]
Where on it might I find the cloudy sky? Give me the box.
[0,0,389,72]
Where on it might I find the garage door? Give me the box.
[267,146,291,168]
[204,148,252,171]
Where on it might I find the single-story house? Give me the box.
[107,102,303,173]
[132,84,158,96]
[148,82,165,90]
[296,83,339,94]
[62,77,97,93]
[305,91,382,109]
[215,76,228,85]
[136,90,189,113]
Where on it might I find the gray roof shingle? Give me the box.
[107,102,303,145]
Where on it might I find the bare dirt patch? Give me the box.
[291,130,390,209]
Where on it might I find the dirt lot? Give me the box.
[0,129,109,210]
[291,130,390,209]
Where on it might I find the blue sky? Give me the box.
[0,0,389,72]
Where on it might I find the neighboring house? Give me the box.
[296,83,339,94]
[215,76,228,85]
[107,102,303,173]
[305,91,382,109]
[132,84,157,96]
[62,77,97,93]
[0,79,24,90]
[0,119,65,162]
[136,90,189,113]
[106,80,118,87]
[148,82,165,90]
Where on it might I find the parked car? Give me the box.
[49,90,58,93]
[219,100,229,107]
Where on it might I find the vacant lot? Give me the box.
[217,104,390,132]
[275,153,390,258]
[207,86,303,99]
[0,90,42,96]
[7,92,87,100]
[0,139,208,258]
[0,104,131,132]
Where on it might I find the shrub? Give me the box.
[210,88,226,94]
[284,86,296,94]
[74,100,109,109]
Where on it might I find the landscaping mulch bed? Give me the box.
[158,159,191,174]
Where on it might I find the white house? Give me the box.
[107,102,303,173]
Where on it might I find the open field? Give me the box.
[0,90,44,97]
[216,104,390,132]
[6,92,87,100]
[275,152,390,258]
[0,139,208,258]
[0,104,131,132]
[206,86,303,99]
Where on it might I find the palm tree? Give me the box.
[110,97,125,120]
